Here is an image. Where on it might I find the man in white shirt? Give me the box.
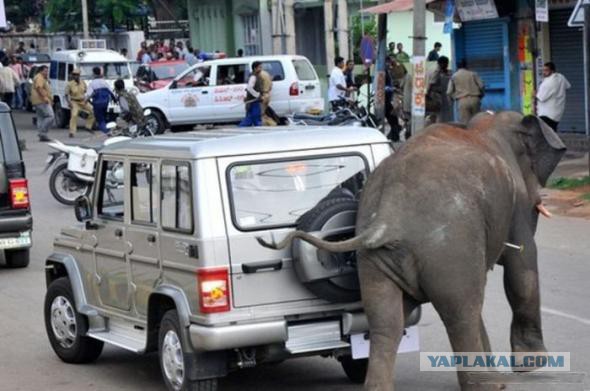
[536,62,570,131]
[328,56,354,111]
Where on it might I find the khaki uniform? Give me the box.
[66,79,95,134]
[259,70,276,126]
[30,73,51,106]
[447,68,485,124]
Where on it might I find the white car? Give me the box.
[137,55,324,133]
[49,40,137,128]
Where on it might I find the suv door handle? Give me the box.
[147,234,156,243]
[305,85,315,90]
[114,228,123,238]
[201,90,208,94]
[242,260,283,274]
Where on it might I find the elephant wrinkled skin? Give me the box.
[258,112,566,390]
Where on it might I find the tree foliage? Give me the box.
[45,0,142,32]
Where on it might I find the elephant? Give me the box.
[258,112,567,390]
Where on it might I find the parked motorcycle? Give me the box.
[288,97,378,128]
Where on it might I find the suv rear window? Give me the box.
[228,155,367,230]
[261,61,285,81]
[292,59,316,81]
[0,112,22,163]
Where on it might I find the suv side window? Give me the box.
[217,64,247,85]
[177,66,210,88]
[161,162,192,232]
[131,162,157,224]
[97,160,125,220]
[49,61,58,79]
[57,62,66,81]
[261,61,285,81]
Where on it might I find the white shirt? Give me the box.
[86,78,112,99]
[328,67,346,102]
[536,72,571,122]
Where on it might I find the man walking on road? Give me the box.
[65,68,94,138]
[447,60,485,124]
[30,65,54,142]
[536,62,571,131]
[239,61,263,127]
[328,56,355,111]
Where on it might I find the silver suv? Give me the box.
[43,126,419,391]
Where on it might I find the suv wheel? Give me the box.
[54,101,69,129]
[44,277,104,363]
[339,355,368,384]
[293,196,361,303]
[146,111,166,134]
[159,310,218,391]
[5,248,30,268]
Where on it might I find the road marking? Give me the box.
[541,307,590,326]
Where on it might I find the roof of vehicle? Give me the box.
[195,54,311,67]
[144,60,188,67]
[102,126,388,159]
[0,101,10,113]
[49,49,129,63]
[19,53,51,63]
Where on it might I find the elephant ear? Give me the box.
[521,115,567,187]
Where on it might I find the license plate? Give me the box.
[350,326,420,359]
[0,232,31,250]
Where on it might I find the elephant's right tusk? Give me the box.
[504,242,524,252]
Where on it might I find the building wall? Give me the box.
[187,0,234,53]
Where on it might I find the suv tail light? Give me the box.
[197,267,230,313]
[289,82,299,96]
[9,179,29,209]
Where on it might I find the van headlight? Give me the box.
[129,87,140,95]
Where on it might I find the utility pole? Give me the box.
[411,0,427,135]
[81,0,90,39]
[585,2,590,175]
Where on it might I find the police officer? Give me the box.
[65,68,95,138]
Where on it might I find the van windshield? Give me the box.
[228,155,367,230]
[79,63,131,80]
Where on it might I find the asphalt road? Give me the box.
[0,111,588,391]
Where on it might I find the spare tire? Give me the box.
[293,197,361,303]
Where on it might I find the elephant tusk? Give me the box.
[536,203,552,218]
[504,242,524,252]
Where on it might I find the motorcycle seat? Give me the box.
[293,113,334,122]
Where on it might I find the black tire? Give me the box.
[145,110,167,135]
[44,277,104,363]
[294,197,361,303]
[340,355,368,384]
[171,125,194,133]
[159,310,218,391]
[54,100,69,129]
[5,248,30,268]
[49,162,92,206]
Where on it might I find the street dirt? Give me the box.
[541,185,590,219]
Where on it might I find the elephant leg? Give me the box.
[502,237,546,354]
[358,255,404,391]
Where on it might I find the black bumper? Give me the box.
[0,213,33,233]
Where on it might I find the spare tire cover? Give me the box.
[292,197,361,303]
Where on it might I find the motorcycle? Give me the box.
[44,110,152,205]
[288,97,378,128]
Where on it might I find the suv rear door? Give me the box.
[218,146,373,308]
[290,58,322,111]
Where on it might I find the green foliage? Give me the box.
[351,14,377,64]
[548,176,590,190]
[582,193,590,202]
[45,0,142,32]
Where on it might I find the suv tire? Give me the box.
[339,355,368,384]
[54,101,69,129]
[159,310,218,391]
[5,248,30,268]
[294,197,361,303]
[146,111,166,134]
[44,277,104,363]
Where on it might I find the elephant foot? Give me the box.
[511,350,550,373]
[461,371,506,391]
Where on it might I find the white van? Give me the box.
[137,55,324,133]
[49,40,137,128]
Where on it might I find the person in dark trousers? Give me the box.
[239,61,263,127]
[385,57,402,142]
[427,42,442,61]
[344,60,355,89]
[86,67,116,133]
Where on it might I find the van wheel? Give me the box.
[159,310,218,391]
[44,277,104,363]
[54,101,69,129]
[339,355,368,384]
[146,111,166,134]
[293,197,361,303]
[5,248,30,268]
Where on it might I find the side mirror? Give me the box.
[74,195,93,223]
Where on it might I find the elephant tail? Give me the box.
[256,222,388,253]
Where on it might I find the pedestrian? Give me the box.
[395,43,410,63]
[65,68,95,138]
[120,48,128,58]
[259,66,276,126]
[0,57,21,106]
[141,45,152,64]
[114,79,145,127]
[239,61,263,127]
[28,43,37,54]
[427,55,452,123]
[447,59,485,124]
[9,56,26,109]
[385,57,402,142]
[536,62,571,131]
[185,47,198,65]
[427,42,442,62]
[388,42,396,57]
[401,67,413,139]
[137,41,148,62]
[86,67,116,133]
[237,48,244,57]
[344,59,355,89]
[30,65,54,142]
[328,56,355,111]
[15,41,26,55]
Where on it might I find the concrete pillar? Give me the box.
[284,0,296,54]
[271,0,283,54]
[324,0,335,66]
[337,0,349,59]
[259,0,273,54]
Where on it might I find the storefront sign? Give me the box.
[536,0,549,22]
[412,56,426,117]
[456,0,498,21]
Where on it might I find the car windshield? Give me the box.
[152,63,189,80]
[228,155,367,230]
[79,63,131,80]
